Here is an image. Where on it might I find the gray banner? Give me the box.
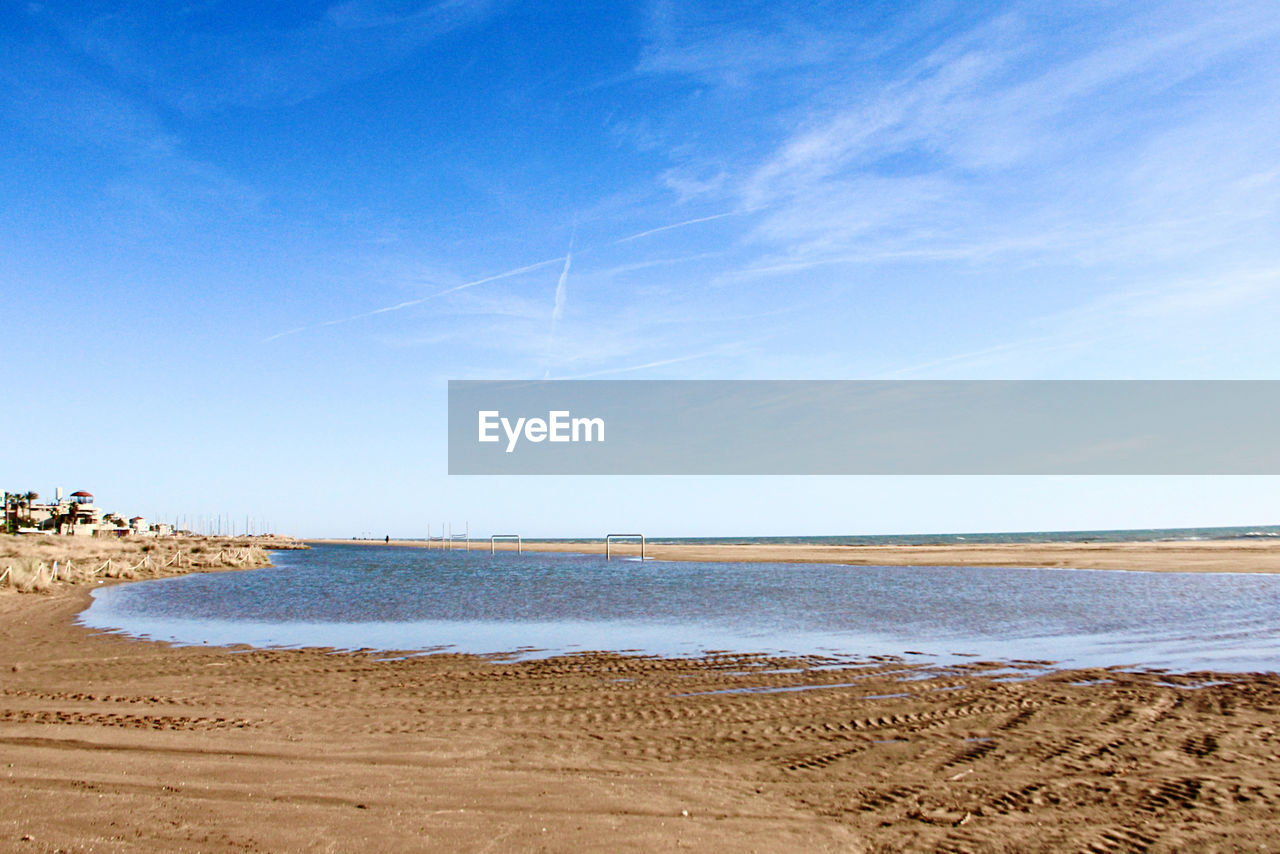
[447,381,1280,474]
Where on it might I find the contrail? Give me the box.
[430,256,565,299]
[559,350,721,379]
[555,331,781,379]
[613,211,740,244]
[264,325,310,342]
[551,251,572,326]
[264,256,565,342]
[542,229,576,379]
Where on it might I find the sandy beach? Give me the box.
[315,536,1280,573]
[3,540,1280,851]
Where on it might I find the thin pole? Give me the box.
[605,534,645,561]
[490,535,521,555]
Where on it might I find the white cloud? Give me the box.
[727,3,1280,280]
[51,0,502,112]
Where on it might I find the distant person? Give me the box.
[385,535,390,544]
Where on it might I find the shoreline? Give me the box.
[4,543,1280,848]
[307,537,1280,573]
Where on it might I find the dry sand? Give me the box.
[317,536,1280,573]
[3,540,1280,851]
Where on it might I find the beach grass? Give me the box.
[0,533,305,593]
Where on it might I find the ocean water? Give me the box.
[483,524,1280,547]
[79,543,1280,673]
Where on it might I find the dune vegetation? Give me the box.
[0,534,305,593]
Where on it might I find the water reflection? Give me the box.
[79,544,1280,672]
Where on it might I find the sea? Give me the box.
[79,525,1280,674]
[526,524,1280,546]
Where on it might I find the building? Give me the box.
[60,491,103,535]
[5,487,181,538]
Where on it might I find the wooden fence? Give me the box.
[1,548,263,590]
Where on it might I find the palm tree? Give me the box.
[59,502,79,535]
[2,491,41,531]
[3,491,20,533]
[16,492,35,528]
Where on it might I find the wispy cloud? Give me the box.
[49,0,503,113]
[637,0,877,87]
[2,33,267,233]
[712,4,1280,286]
[883,263,1280,379]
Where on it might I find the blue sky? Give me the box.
[4,0,1279,537]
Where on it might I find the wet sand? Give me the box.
[316,537,1280,573]
[4,548,1280,851]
